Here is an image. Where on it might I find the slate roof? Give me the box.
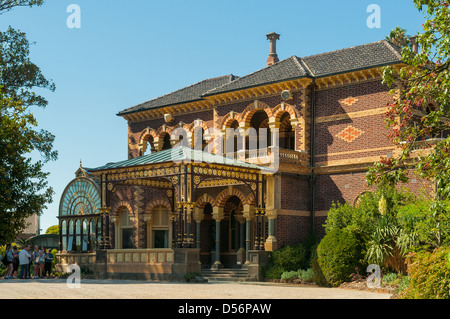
[202,55,310,96]
[118,40,403,116]
[89,146,265,171]
[117,75,238,116]
[301,40,403,78]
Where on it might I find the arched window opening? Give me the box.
[248,110,271,150]
[143,136,155,155]
[226,120,240,154]
[279,112,295,150]
[161,133,172,151]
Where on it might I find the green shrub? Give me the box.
[280,271,298,280]
[400,247,450,299]
[311,247,330,287]
[271,243,307,272]
[298,268,314,282]
[382,272,398,285]
[317,228,364,287]
[263,264,284,279]
[263,243,308,279]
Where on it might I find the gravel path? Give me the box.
[0,279,391,299]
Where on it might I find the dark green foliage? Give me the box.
[0,3,57,245]
[317,229,365,287]
[311,246,330,287]
[270,243,306,272]
[262,242,308,279]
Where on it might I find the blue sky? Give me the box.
[0,0,427,233]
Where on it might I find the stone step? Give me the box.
[201,268,249,282]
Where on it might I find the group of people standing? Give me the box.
[3,245,54,279]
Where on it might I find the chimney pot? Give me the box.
[266,32,280,66]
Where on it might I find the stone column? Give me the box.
[211,206,224,270]
[143,214,152,248]
[111,216,120,249]
[264,210,278,251]
[242,204,255,266]
[193,207,203,249]
[100,207,111,249]
[237,124,247,161]
[236,215,246,266]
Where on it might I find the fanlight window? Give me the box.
[60,178,101,216]
[59,177,102,252]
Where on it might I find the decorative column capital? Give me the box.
[266,209,278,219]
[242,204,255,220]
[193,207,203,223]
[212,206,224,221]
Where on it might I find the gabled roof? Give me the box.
[117,40,403,116]
[117,75,238,116]
[89,146,265,171]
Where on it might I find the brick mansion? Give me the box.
[55,33,430,280]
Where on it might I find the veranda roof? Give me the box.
[89,146,265,172]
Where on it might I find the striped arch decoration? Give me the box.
[145,198,172,216]
[214,187,247,208]
[271,103,299,125]
[240,100,273,128]
[244,192,256,206]
[138,127,158,145]
[220,111,241,130]
[186,120,210,136]
[156,125,173,138]
[111,200,134,217]
[194,194,215,209]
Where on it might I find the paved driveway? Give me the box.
[0,279,391,299]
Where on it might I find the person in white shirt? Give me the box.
[19,245,31,279]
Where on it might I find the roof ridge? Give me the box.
[202,56,302,96]
[301,40,387,60]
[292,55,314,77]
[119,74,234,114]
[381,39,403,60]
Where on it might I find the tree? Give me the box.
[0,0,43,15]
[386,26,410,47]
[45,225,59,235]
[0,0,57,245]
[367,1,450,232]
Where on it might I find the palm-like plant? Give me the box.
[15,237,32,249]
[386,26,410,47]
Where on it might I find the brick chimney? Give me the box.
[409,36,419,54]
[266,32,280,66]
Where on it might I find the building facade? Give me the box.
[56,34,432,280]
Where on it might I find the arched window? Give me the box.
[193,127,208,151]
[161,133,172,151]
[120,207,135,249]
[225,120,240,154]
[143,136,155,155]
[151,206,170,248]
[279,112,295,150]
[248,110,271,150]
